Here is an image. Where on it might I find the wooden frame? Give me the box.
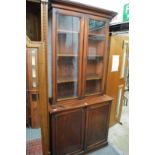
[41,1,49,154]
[26,36,49,155]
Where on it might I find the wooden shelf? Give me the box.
[26,89,39,93]
[57,53,78,57]
[89,26,105,32]
[58,29,79,34]
[88,33,105,41]
[57,54,103,57]
[57,77,77,83]
[49,95,113,113]
[85,92,100,96]
[57,96,77,101]
[88,33,105,37]
[86,74,102,80]
[88,55,103,58]
[87,55,103,60]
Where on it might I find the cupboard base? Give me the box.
[49,95,113,155]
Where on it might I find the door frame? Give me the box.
[26,36,49,155]
[116,39,129,122]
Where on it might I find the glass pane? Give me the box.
[26,48,38,90]
[57,14,80,100]
[86,19,106,95]
[120,41,128,78]
[57,82,78,99]
[116,86,123,118]
[31,48,38,88]
[32,80,37,88]
[86,80,102,95]
[32,67,36,78]
[57,14,80,55]
[31,48,37,66]
[58,14,80,32]
[89,19,106,35]
[58,33,79,55]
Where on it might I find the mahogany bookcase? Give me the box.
[48,0,117,155]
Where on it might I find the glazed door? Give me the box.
[82,16,109,97]
[52,9,84,102]
[106,34,129,126]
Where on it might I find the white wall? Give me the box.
[69,0,129,24]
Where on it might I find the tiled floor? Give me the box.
[26,128,41,141]
[88,144,122,155]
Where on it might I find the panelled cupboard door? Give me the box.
[52,9,84,102]
[82,16,109,97]
[51,109,85,155]
[85,102,111,150]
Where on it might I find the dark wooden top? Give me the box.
[27,0,48,3]
[49,95,113,114]
[49,0,117,19]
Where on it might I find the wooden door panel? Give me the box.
[30,93,40,128]
[85,103,110,150]
[106,35,128,126]
[52,109,85,155]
